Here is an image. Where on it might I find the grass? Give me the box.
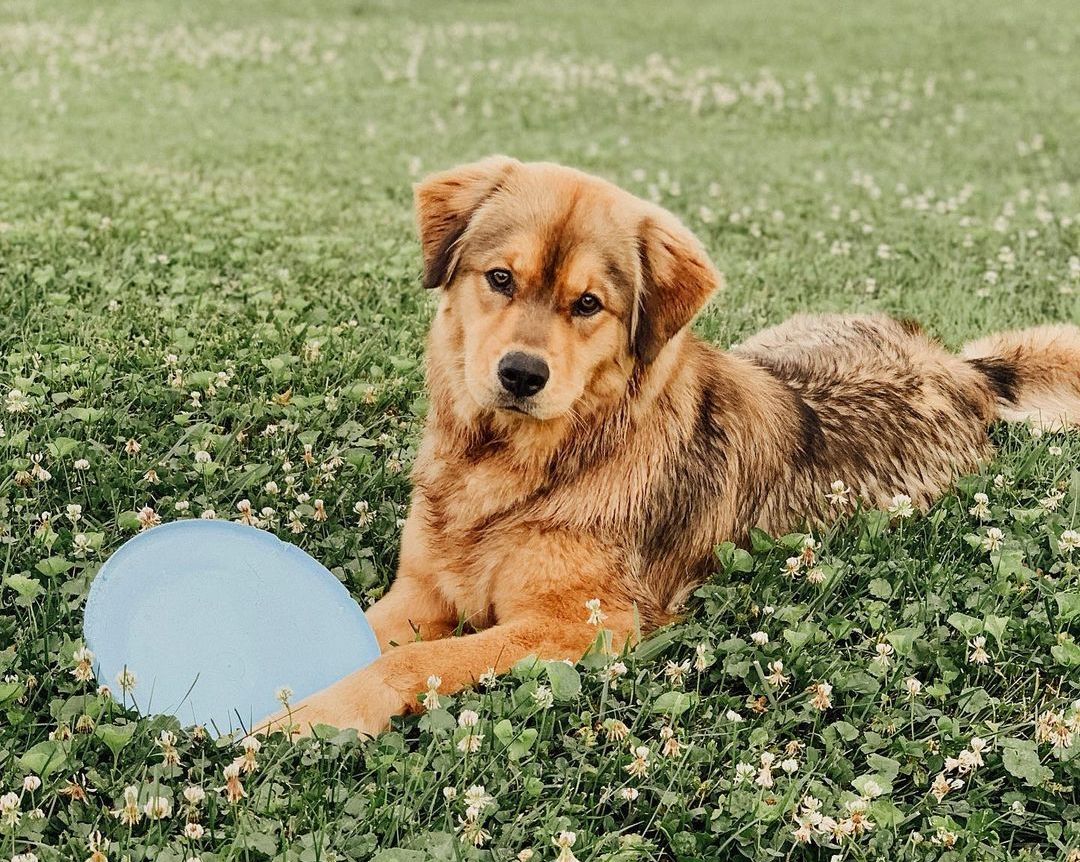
[1,0,1079,859]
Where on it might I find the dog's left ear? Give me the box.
[633,209,723,364]
[414,155,519,290]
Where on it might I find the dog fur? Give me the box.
[270,157,1080,737]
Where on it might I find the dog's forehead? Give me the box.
[468,168,638,292]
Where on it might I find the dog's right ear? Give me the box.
[414,156,519,290]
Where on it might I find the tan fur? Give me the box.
[961,324,1080,430]
[265,159,1080,737]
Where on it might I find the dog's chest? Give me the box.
[416,458,550,621]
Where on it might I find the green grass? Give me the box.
[1,1,1079,859]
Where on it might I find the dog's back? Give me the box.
[732,313,997,528]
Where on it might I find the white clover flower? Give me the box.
[71,645,95,682]
[1059,529,1080,553]
[981,527,1005,552]
[734,762,755,784]
[664,659,690,685]
[659,725,683,758]
[968,635,990,665]
[0,790,20,827]
[353,500,375,527]
[222,761,245,803]
[552,830,579,862]
[584,597,605,626]
[422,675,442,709]
[809,681,832,711]
[116,668,137,693]
[625,745,650,778]
[825,479,851,505]
[5,388,30,414]
[603,660,628,682]
[462,784,494,818]
[873,641,894,668]
[930,772,963,802]
[693,643,714,671]
[136,506,160,530]
[533,685,554,709]
[143,796,171,820]
[750,631,769,646]
[888,494,914,518]
[765,660,789,687]
[183,785,206,806]
[457,709,479,728]
[969,492,991,520]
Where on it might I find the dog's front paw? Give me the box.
[257,670,407,740]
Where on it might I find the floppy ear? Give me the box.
[633,210,723,364]
[414,156,519,290]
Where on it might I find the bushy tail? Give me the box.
[962,324,1080,430]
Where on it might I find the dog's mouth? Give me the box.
[491,393,541,417]
[496,400,532,416]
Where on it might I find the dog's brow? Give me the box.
[465,218,518,259]
[604,256,634,302]
[537,189,584,293]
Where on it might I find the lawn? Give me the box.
[1,0,1079,859]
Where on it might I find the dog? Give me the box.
[268,156,1080,737]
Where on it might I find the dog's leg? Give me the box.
[365,507,458,651]
[366,575,458,650]
[270,609,633,737]
[261,532,636,737]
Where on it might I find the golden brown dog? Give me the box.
[270,156,1080,737]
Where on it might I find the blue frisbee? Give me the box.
[84,520,379,735]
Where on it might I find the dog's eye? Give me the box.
[485,268,514,295]
[572,293,602,317]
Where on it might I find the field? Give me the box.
[1,0,1079,859]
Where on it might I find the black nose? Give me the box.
[497,351,549,398]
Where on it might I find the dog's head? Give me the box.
[415,156,722,422]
